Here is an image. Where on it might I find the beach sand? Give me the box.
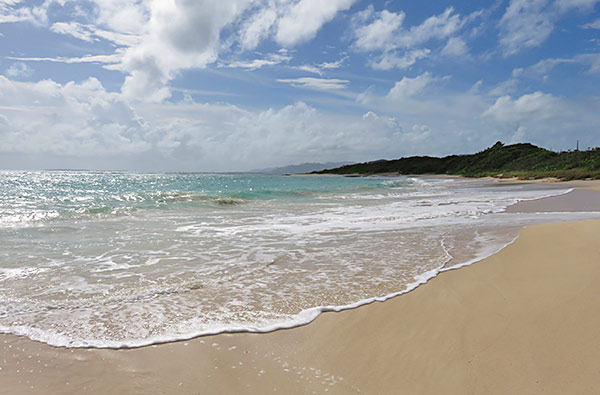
[2,183,600,394]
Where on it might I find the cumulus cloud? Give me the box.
[1,73,599,171]
[357,73,600,156]
[387,72,433,100]
[117,0,256,102]
[237,0,357,50]
[352,6,476,70]
[482,91,561,122]
[0,76,149,159]
[275,0,356,46]
[0,76,424,171]
[90,0,150,35]
[354,7,405,52]
[113,0,356,101]
[4,0,357,102]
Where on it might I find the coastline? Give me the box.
[2,182,600,394]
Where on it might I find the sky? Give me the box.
[0,0,599,172]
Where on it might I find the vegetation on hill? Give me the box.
[313,142,600,180]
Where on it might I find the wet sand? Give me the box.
[2,183,600,394]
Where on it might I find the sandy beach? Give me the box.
[2,182,600,394]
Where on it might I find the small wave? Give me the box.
[213,198,245,206]
[0,210,60,225]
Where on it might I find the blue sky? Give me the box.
[0,0,599,171]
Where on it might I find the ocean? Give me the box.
[0,171,596,348]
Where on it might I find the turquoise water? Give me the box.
[0,171,591,348]
[0,172,395,224]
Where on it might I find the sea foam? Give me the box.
[0,172,596,348]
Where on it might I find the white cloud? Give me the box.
[482,91,560,122]
[93,29,141,47]
[0,76,426,171]
[370,48,430,71]
[239,0,357,50]
[527,57,575,75]
[352,6,476,70]
[319,57,347,70]
[89,0,150,35]
[354,8,405,52]
[441,37,468,57]
[498,0,600,56]
[469,80,483,94]
[357,73,600,156]
[296,57,347,75]
[117,0,256,102]
[488,78,520,97]
[221,53,291,70]
[2,0,358,101]
[585,54,600,73]
[239,7,277,50]
[555,0,600,11]
[7,53,124,65]
[517,53,600,78]
[1,74,599,171]
[354,6,466,52]
[275,0,356,46]
[485,52,600,99]
[49,21,142,46]
[582,17,600,29]
[362,111,378,121]
[397,7,466,48]
[5,62,33,78]
[387,72,432,100]
[0,76,149,159]
[277,77,349,90]
[113,0,356,101]
[0,0,49,25]
[296,65,323,75]
[498,0,555,57]
[50,22,95,42]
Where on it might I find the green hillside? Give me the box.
[314,142,600,180]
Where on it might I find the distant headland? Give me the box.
[313,142,600,180]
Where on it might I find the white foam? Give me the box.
[0,267,49,280]
[0,175,592,349]
[0,230,518,349]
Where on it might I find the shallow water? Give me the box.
[0,171,596,348]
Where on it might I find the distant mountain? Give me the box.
[251,161,354,175]
[315,142,600,180]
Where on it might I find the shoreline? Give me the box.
[2,181,600,393]
[0,179,579,350]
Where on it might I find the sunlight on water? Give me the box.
[0,171,593,347]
